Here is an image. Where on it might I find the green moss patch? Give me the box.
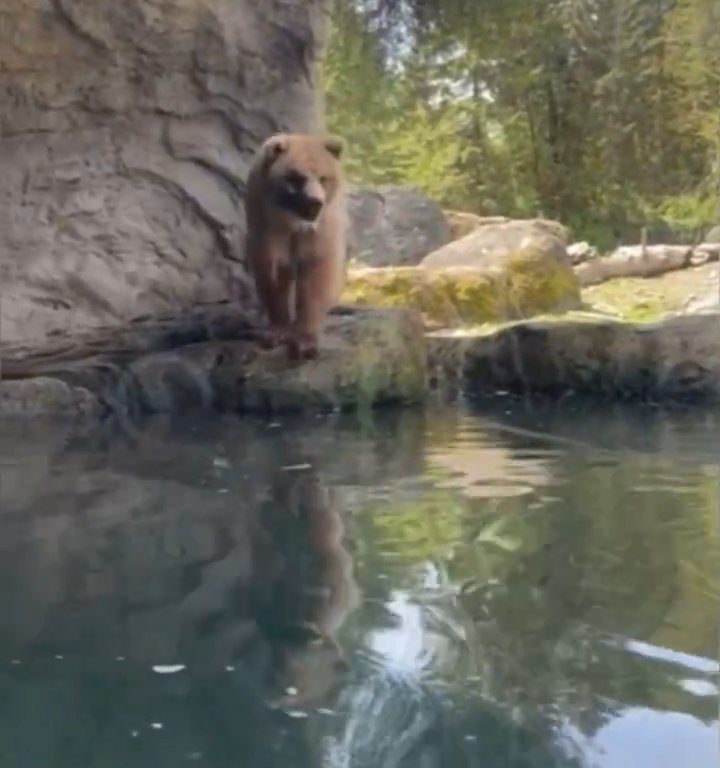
[341,250,581,327]
[582,263,717,322]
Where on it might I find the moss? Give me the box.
[581,264,717,323]
[441,272,501,322]
[341,251,581,328]
[342,267,461,325]
[503,250,581,317]
[234,308,426,413]
[330,310,426,411]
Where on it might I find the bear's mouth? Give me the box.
[292,220,318,234]
[275,190,323,222]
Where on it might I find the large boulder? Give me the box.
[0,0,330,354]
[342,217,580,327]
[347,186,452,267]
[420,218,569,270]
[207,307,427,413]
[342,256,581,328]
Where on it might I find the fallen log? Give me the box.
[575,243,720,286]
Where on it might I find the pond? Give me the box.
[0,401,718,768]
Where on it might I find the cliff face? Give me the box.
[0,0,330,355]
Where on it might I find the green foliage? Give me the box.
[656,192,718,233]
[323,1,469,205]
[378,102,469,205]
[323,0,720,243]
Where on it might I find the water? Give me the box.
[0,402,718,768]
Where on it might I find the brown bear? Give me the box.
[244,132,347,359]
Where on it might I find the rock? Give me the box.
[347,186,451,267]
[1,302,255,377]
[343,217,579,326]
[342,254,581,327]
[0,308,426,418]
[0,378,104,418]
[210,307,427,413]
[444,212,514,241]
[683,285,719,314]
[427,312,720,403]
[705,225,720,243]
[684,293,720,314]
[444,211,490,240]
[420,218,569,271]
[567,241,598,265]
[0,0,330,355]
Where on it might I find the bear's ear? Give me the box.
[261,134,289,165]
[323,136,344,159]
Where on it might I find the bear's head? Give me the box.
[260,133,344,228]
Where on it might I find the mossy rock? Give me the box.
[341,250,581,327]
[209,307,428,414]
[426,311,720,403]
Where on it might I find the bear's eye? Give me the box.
[285,171,305,190]
[319,175,329,184]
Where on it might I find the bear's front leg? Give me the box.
[250,241,296,348]
[290,255,341,360]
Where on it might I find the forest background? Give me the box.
[322,0,720,250]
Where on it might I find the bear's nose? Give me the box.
[304,196,323,220]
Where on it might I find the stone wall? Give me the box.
[0,0,330,356]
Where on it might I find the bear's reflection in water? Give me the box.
[250,466,357,710]
[124,457,359,711]
[0,419,359,766]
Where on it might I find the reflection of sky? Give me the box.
[364,566,466,679]
[363,588,720,767]
[621,639,718,675]
[566,709,719,768]
[365,592,433,675]
[562,635,720,767]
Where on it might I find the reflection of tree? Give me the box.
[359,442,719,746]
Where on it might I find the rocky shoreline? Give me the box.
[2,303,718,420]
[0,306,427,418]
[428,311,720,403]
[4,195,717,421]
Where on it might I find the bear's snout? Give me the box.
[300,195,323,221]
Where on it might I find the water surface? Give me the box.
[0,402,718,767]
